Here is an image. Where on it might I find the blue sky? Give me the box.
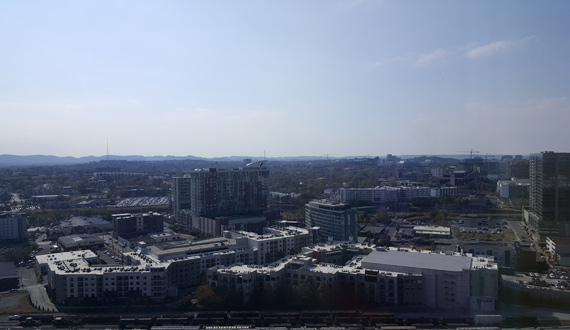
[1,0,570,158]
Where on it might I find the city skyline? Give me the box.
[2,1,570,158]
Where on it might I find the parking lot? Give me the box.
[506,269,570,291]
[456,217,509,235]
[114,196,169,208]
[97,247,124,265]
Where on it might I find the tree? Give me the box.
[317,282,333,308]
[373,209,390,224]
[193,284,225,309]
[428,209,448,226]
[261,282,277,307]
[291,281,318,309]
[358,212,371,224]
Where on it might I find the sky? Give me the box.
[1,0,570,158]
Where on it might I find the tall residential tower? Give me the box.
[528,152,570,237]
[173,165,270,234]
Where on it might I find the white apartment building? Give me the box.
[37,250,168,305]
[208,245,498,311]
[546,236,570,266]
[37,226,311,306]
[430,186,459,197]
[207,255,312,305]
[339,186,433,205]
[497,179,530,199]
[361,248,497,311]
[231,226,311,264]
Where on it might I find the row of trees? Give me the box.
[0,242,39,263]
[193,281,377,311]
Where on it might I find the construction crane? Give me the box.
[456,149,480,159]
[324,153,338,162]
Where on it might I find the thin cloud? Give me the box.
[416,49,446,65]
[369,49,445,69]
[376,37,532,68]
[465,41,512,59]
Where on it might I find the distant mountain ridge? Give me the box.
[0,154,206,167]
[0,154,373,166]
[0,153,501,167]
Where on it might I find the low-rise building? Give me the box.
[361,248,497,311]
[36,250,99,274]
[112,212,164,239]
[497,179,530,200]
[302,242,374,264]
[0,262,18,291]
[438,241,518,269]
[58,234,105,251]
[48,217,111,237]
[339,186,432,205]
[230,226,311,264]
[0,212,27,242]
[546,236,570,266]
[430,187,459,197]
[207,256,312,305]
[413,225,451,238]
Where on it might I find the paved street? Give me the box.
[18,265,58,312]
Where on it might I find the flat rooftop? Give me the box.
[362,248,473,272]
[233,226,309,241]
[0,262,17,279]
[60,217,110,227]
[58,234,104,245]
[36,250,98,265]
[214,255,313,276]
[147,237,241,260]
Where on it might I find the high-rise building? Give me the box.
[304,200,357,242]
[500,158,530,180]
[173,165,270,233]
[189,167,269,218]
[528,152,570,237]
[172,175,192,226]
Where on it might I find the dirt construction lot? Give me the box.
[0,291,37,315]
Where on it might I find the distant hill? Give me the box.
[0,154,206,167]
[0,153,504,167]
[0,154,351,167]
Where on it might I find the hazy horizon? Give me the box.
[0,151,532,160]
[2,1,570,158]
